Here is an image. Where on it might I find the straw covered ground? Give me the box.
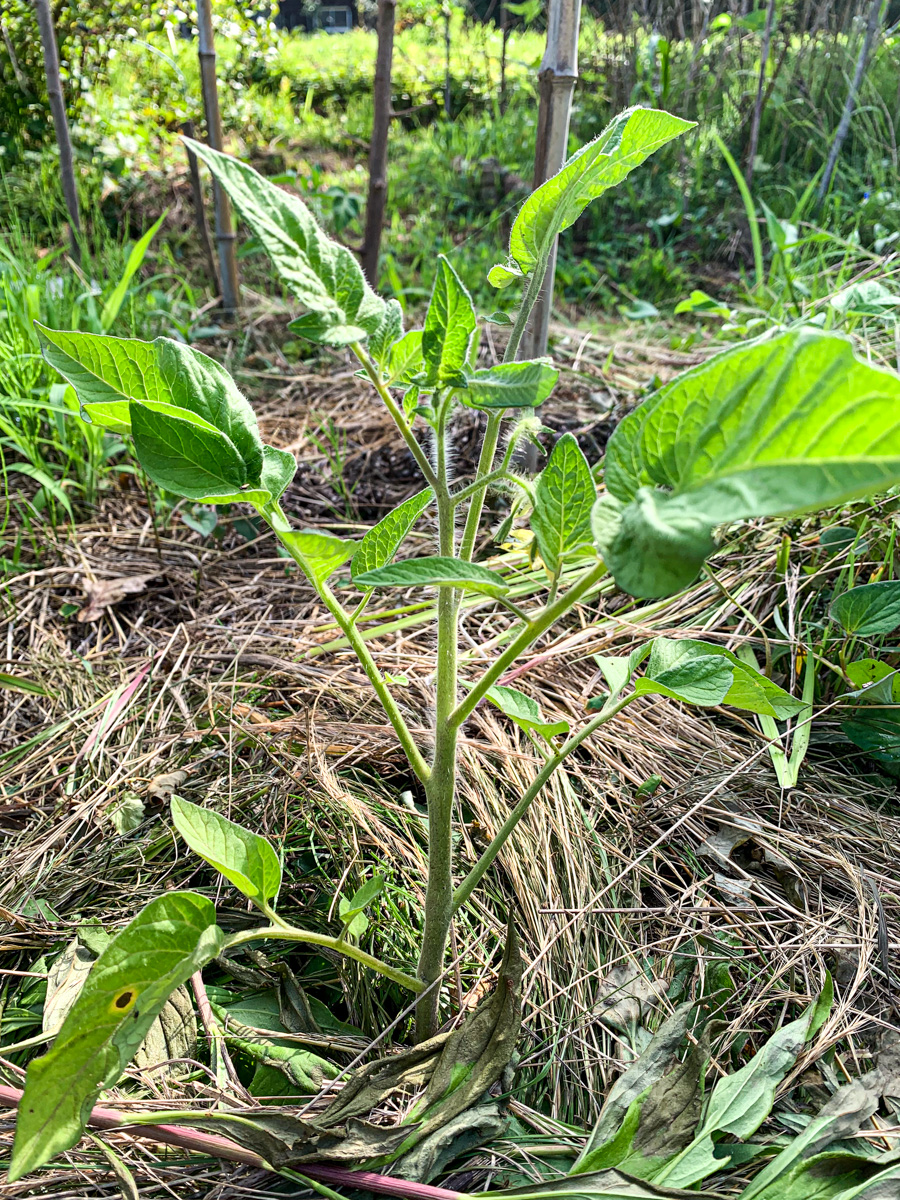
[1,325,898,1197]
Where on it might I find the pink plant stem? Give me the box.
[0,1084,464,1200]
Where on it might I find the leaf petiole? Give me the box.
[222,924,423,994]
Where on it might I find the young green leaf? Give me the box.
[345,874,387,915]
[596,328,900,598]
[351,488,433,578]
[37,325,264,483]
[531,433,596,573]
[485,684,570,739]
[831,581,900,637]
[385,330,425,387]
[591,644,653,705]
[280,529,357,589]
[184,138,386,345]
[368,298,404,368]
[353,555,510,597]
[259,444,297,504]
[171,796,282,905]
[130,401,249,499]
[338,875,387,939]
[489,107,694,288]
[423,255,476,388]
[459,359,559,409]
[9,892,223,1182]
[634,639,805,719]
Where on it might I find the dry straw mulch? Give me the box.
[1,335,898,1194]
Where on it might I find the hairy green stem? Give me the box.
[352,343,439,490]
[415,410,460,1040]
[503,256,550,363]
[223,925,423,993]
[452,693,637,914]
[450,560,609,728]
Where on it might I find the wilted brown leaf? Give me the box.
[147,771,188,800]
[78,573,158,622]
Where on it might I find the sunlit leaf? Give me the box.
[485,684,570,739]
[459,359,559,409]
[353,555,509,596]
[423,255,476,388]
[171,796,281,904]
[351,488,433,578]
[9,892,223,1182]
[185,139,385,346]
[596,329,900,598]
[531,433,596,573]
[489,108,694,288]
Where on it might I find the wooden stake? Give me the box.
[521,0,581,361]
[196,0,240,314]
[180,118,220,291]
[362,0,397,286]
[33,0,81,264]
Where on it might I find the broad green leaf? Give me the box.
[597,329,900,598]
[259,444,297,503]
[423,256,476,388]
[844,659,899,704]
[368,299,404,368]
[485,684,570,739]
[100,212,166,332]
[385,330,425,386]
[634,656,733,707]
[831,581,900,637]
[489,108,694,288]
[351,488,433,578]
[185,138,385,345]
[591,644,653,706]
[660,981,833,1189]
[280,529,356,589]
[531,433,596,573]
[743,1078,881,1200]
[9,892,223,1182]
[344,874,386,916]
[842,709,900,768]
[758,1154,883,1200]
[353,555,509,596]
[634,639,805,719]
[130,400,248,499]
[171,796,281,904]
[37,324,264,483]
[459,359,559,409]
[189,445,297,508]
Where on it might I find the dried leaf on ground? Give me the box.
[77,573,158,622]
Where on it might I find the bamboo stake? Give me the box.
[180,118,220,291]
[196,0,240,313]
[32,0,81,264]
[362,0,397,286]
[521,0,582,361]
